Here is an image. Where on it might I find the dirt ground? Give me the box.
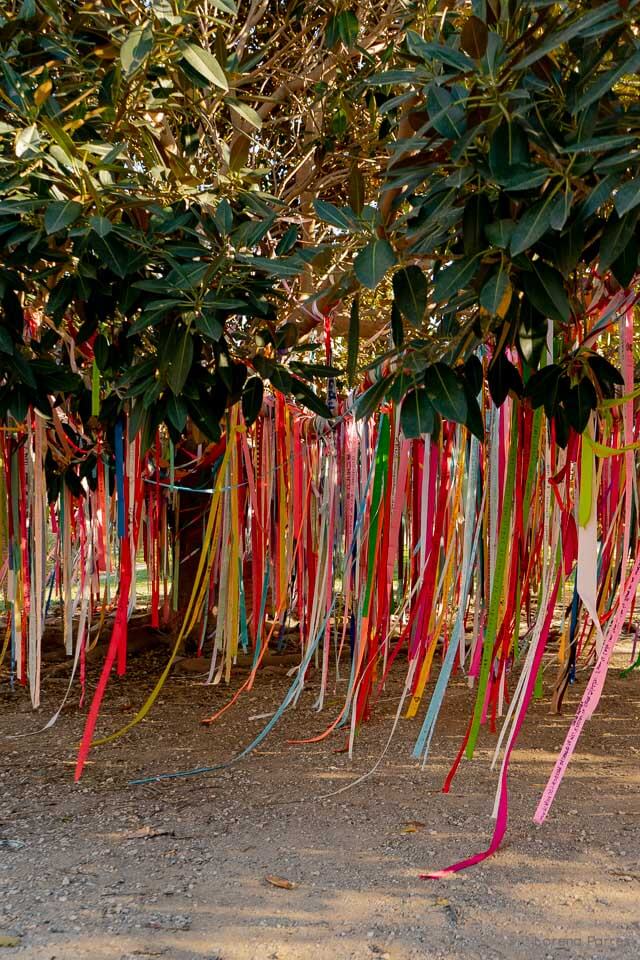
[1,638,640,960]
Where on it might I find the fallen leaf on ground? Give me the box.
[265,875,297,889]
[401,820,426,833]
[124,826,174,840]
[0,936,21,948]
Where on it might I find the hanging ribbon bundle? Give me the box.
[1,304,639,878]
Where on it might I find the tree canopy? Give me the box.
[1,0,639,466]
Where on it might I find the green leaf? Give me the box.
[611,235,639,288]
[401,388,435,438]
[290,379,332,419]
[337,9,359,47]
[433,255,479,303]
[313,200,357,232]
[522,262,571,324]
[166,394,188,433]
[14,124,42,159]
[214,199,233,235]
[462,382,484,442]
[485,220,515,249]
[44,200,83,235]
[488,352,523,407]
[241,376,263,427]
[426,84,466,140]
[489,122,529,180]
[579,175,617,220]
[479,265,510,317]
[565,377,597,435]
[226,98,262,129]
[94,334,109,371]
[560,134,637,155]
[462,194,491,256]
[390,302,404,348]
[525,364,562,415]
[587,354,624,391]
[89,215,113,238]
[510,191,560,256]
[347,296,359,388]
[167,331,194,395]
[178,41,229,91]
[211,0,237,13]
[0,327,14,355]
[354,239,396,290]
[599,210,639,272]
[406,32,473,73]
[195,312,223,341]
[423,363,467,424]
[120,24,154,78]
[392,266,428,327]
[614,179,640,218]
[572,47,640,114]
[516,2,621,70]
[355,374,392,420]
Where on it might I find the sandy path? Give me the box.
[1,645,639,960]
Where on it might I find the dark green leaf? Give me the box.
[462,380,484,441]
[516,2,621,70]
[392,265,428,327]
[565,377,597,435]
[290,379,332,419]
[464,354,483,395]
[615,179,640,218]
[166,394,188,433]
[94,334,110,371]
[178,41,228,91]
[433,255,479,303]
[44,201,83,235]
[587,354,624,391]
[400,389,435,438]
[89,215,113,238]
[599,210,639,272]
[487,352,523,408]
[355,374,392,420]
[354,239,396,289]
[423,362,467,423]
[313,200,357,232]
[426,84,466,140]
[241,376,263,427]
[0,328,14,355]
[463,194,491,256]
[489,122,529,180]
[120,24,154,77]
[479,265,510,316]
[524,363,562,413]
[337,9,359,47]
[167,331,194,395]
[391,302,404,348]
[522,262,571,324]
[611,234,639,288]
[510,191,560,256]
[406,32,473,72]
[572,47,640,114]
[485,220,515,249]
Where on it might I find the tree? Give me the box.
[1,0,639,460]
[312,0,640,440]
